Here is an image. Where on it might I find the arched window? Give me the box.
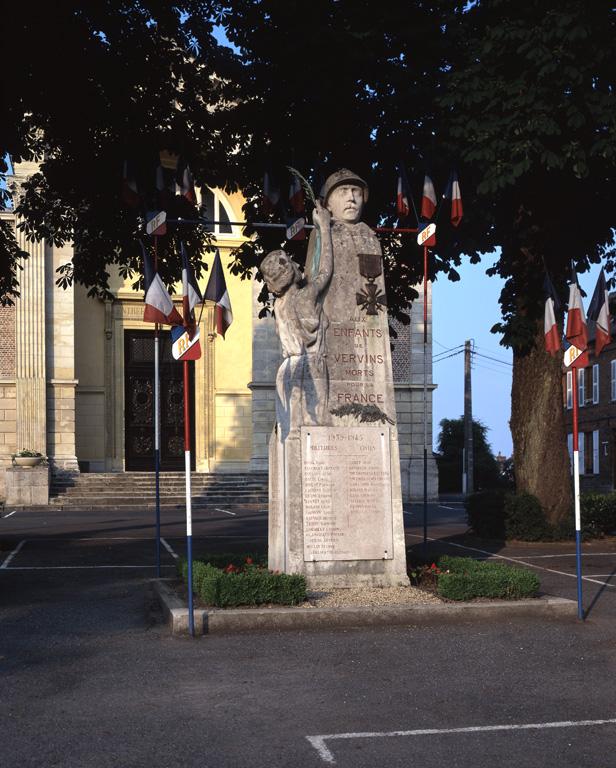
[199,188,235,235]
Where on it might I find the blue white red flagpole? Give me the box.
[571,365,584,620]
[154,236,161,578]
[183,359,195,636]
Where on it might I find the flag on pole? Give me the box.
[420,172,437,220]
[543,272,561,356]
[263,169,280,215]
[122,160,140,208]
[156,150,179,208]
[141,242,183,326]
[396,162,411,218]
[181,243,203,338]
[288,175,304,215]
[204,249,233,338]
[566,264,588,352]
[176,158,196,204]
[444,170,463,227]
[587,268,611,356]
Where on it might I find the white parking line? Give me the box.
[215,508,237,516]
[160,537,179,560]
[407,534,616,589]
[438,505,458,510]
[306,717,616,764]
[3,510,17,518]
[1,540,26,569]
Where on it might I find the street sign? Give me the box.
[171,326,201,361]
[417,222,436,247]
[146,210,167,236]
[564,343,588,368]
[286,216,306,241]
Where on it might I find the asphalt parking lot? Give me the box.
[1,501,616,767]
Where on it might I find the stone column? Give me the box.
[45,241,79,476]
[14,204,47,457]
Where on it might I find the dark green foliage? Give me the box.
[581,493,616,536]
[466,489,507,539]
[437,556,539,601]
[178,557,306,608]
[504,493,551,541]
[436,418,502,493]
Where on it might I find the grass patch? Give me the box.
[178,557,306,608]
[436,555,540,601]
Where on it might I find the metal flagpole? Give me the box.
[183,359,195,636]
[153,236,161,578]
[571,366,584,620]
[423,244,429,552]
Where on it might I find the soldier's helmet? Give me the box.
[320,169,369,205]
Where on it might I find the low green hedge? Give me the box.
[178,558,306,608]
[437,555,539,601]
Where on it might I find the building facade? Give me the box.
[563,314,616,492]
[0,162,438,503]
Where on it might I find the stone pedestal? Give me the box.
[5,465,50,507]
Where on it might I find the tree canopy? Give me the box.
[436,417,502,492]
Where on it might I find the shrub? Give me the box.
[504,492,551,541]
[466,490,506,539]
[178,558,306,607]
[581,493,616,536]
[437,556,539,601]
[198,552,267,570]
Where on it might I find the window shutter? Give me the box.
[566,371,573,410]
[578,432,585,474]
[567,433,573,474]
[578,368,585,407]
[593,430,599,474]
[593,364,599,404]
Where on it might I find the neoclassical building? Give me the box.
[0,162,437,503]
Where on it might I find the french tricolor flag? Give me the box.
[421,172,437,220]
[565,265,588,352]
[543,272,561,356]
[444,170,463,227]
[587,268,611,356]
[181,242,203,339]
[396,162,411,218]
[141,242,183,326]
[176,158,197,204]
[204,249,233,338]
[263,170,280,215]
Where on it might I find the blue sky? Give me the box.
[433,258,604,457]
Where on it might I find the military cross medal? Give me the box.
[356,253,386,315]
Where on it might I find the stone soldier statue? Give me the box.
[260,201,333,438]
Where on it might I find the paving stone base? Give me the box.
[151,579,577,636]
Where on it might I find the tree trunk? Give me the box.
[511,322,572,525]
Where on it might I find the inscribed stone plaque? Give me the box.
[301,426,394,561]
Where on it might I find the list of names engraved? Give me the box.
[301,426,393,561]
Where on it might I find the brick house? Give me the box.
[563,304,616,492]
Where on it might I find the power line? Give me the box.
[472,350,513,367]
[433,349,464,363]
[433,344,465,360]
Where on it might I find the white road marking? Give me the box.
[160,537,179,560]
[3,565,176,571]
[306,718,616,764]
[407,534,616,589]
[1,540,26,569]
[3,510,17,518]
[586,574,615,578]
[215,508,237,516]
[438,505,458,510]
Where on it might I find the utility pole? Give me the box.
[463,339,474,494]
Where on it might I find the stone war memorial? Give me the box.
[261,169,409,588]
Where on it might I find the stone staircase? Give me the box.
[48,472,269,511]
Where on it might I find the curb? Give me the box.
[150,579,577,636]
